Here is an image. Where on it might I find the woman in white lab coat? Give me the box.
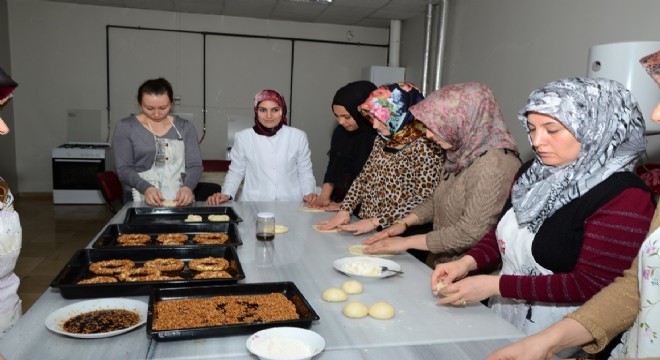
[207,89,316,203]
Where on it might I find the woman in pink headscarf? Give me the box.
[362,82,521,267]
[207,89,316,203]
[487,49,660,360]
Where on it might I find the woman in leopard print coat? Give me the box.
[317,82,444,235]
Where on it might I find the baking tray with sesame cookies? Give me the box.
[147,282,320,341]
[50,247,245,299]
[91,223,242,248]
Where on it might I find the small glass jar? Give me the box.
[256,212,275,241]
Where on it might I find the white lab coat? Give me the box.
[222,126,316,202]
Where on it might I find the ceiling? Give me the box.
[44,0,436,29]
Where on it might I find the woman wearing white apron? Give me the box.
[486,51,660,360]
[431,78,654,347]
[0,67,21,347]
[112,78,203,207]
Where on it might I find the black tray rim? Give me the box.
[123,206,244,224]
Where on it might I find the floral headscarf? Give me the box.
[641,50,660,87]
[253,89,288,137]
[358,82,425,146]
[512,77,646,233]
[410,82,518,174]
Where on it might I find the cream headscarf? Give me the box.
[409,82,518,174]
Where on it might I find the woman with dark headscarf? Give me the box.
[0,66,21,337]
[308,81,377,210]
[362,82,521,267]
[431,78,654,353]
[207,89,316,203]
[317,82,444,235]
[487,51,660,360]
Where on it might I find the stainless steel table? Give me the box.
[0,201,525,360]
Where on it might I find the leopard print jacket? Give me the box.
[340,136,444,227]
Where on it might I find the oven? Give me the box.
[52,142,112,204]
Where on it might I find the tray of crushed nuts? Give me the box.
[147,282,320,341]
[123,206,243,225]
[91,223,242,248]
[50,247,245,299]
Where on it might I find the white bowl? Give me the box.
[246,327,325,360]
[333,256,401,280]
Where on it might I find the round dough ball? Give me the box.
[343,301,369,318]
[341,279,363,294]
[322,287,348,302]
[368,301,395,320]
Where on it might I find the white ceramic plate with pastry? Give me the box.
[333,257,401,280]
[45,298,148,339]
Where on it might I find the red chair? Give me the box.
[96,171,124,214]
[202,160,231,172]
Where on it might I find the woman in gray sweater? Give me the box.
[112,78,203,207]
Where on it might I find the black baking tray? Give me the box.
[147,282,320,341]
[50,247,245,299]
[123,206,243,225]
[91,223,242,248]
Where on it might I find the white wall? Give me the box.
[439,0,660,162]
[6,0,388,192]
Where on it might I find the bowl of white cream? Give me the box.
[246,327,325,360]
[333,256,402,280]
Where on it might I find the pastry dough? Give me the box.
[298,206,325,213]
[274,224,288,234]
[184,214,203,222]
[208,214,230,222]
[347,244,396,257]
[341,279,363,294]
[161,200,177,207]
[312,224,338,233]
[368,302,395,320]
[322,287,347,302]
[434,281,457,295]
[342,301,368,318]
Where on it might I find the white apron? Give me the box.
[132,120,186,202]
[610,228,660,358]
[490,209,580,356]
[0,179,22,337]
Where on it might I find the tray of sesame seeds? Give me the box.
[50,247,245,299]
[91,222,242,248]
[147,282,320,341]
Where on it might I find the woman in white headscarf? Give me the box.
[486,51,660,360]
[431,77,655,353]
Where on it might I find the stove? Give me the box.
[52,142,113,204]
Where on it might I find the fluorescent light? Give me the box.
[287,0,332,4]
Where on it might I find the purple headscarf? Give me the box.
[253,89,288,137]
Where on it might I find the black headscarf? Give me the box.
[324,81,377,201]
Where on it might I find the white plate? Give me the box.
[246,327,325,360]
[45,298,148,339]
[333,256,401,279]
